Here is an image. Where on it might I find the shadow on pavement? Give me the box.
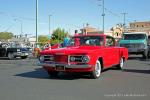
[128,56,150,61]
[123,69,150,74]
[15,68,50,79]
[15,68,91,80]
[128,56,142,60]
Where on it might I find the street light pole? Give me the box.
[14,19,23,36]
[36,0,38,47]
[102,0,105,33]
[21,21,22,36]
[49,15,52,35]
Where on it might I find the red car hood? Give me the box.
[40,46,103,55]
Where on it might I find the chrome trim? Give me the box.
[37,60,92,68]
[68,55,90,63]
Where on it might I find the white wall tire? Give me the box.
[117,57,124,70]
[90,60,101,79]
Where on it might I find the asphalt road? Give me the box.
[0,56,150,100]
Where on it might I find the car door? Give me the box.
[0,44,7,57]
[103,36,119,67]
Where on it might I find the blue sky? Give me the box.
[0,0,150,36]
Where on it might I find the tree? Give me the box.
[51,28,69,44]
[38,35,49,47]
[0,32,14,40]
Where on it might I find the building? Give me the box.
[125,21,150,35]
[80,24,103,34]
[111,24,123,39]
[28,36,36,48]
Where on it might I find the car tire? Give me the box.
[116,57,124,70]
[142,50,148,59]
[8,52,14,60]
[90,60,101,79]
[21,56,27,59]
[48,71,59,77]
[148,51,150,59]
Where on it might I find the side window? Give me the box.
[106,37,115,46]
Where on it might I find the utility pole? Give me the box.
[36,0,38,47]
[121,13,127,27]
[49,15,52,35]
[98,0,105,33]
[102,0,105,33]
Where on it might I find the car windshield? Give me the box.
[68,36,104,46]
[123,34,146,40]
[10,43,27,48]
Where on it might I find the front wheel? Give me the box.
[90,60,102,79]
[142,50,148,59]
[116,57,124,70]
[8,52,14,60]
[147,50,150,59]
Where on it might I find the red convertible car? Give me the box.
[38,34,128,79]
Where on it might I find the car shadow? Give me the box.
[102,67,150,74]
[123,69,150,74]
[15,68,91,80]
[128,56,150,61]
[0,57,22,60]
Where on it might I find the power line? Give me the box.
[0,11,35,21]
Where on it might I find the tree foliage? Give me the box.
[38,35,49,46]
[51,28,69,44]
[0,32,14,40]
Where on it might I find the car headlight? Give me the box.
[82,56,90,63]
[139,44,145,48]
[17,49,20,52]
[70,56,76,62]
[39,56,44,62]
[49,56,54,61]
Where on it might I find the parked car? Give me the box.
[119,32,149,59]
[37,34,128,79]
[0,42,29,59]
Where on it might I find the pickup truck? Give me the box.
[148,35,150,58]
[119,32,149,59]
[0,42,29,59]
[37,34,128,79]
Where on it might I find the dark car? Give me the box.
[0,42,29,59]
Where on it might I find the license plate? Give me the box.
[55,65,65,71]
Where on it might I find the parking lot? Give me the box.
[0,56,150,100]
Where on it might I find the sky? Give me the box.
[0,0,150,36]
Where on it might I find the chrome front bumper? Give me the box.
[14,52,29,57]
[37,60,92,68]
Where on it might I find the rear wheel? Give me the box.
[21,56,27,59]
[116,57,124,70]
[90,60,101,79]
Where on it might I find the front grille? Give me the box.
[44,55,53,61]
[43,55,68,63]
[54,55,68,63]
[69,55,83,62]
[120,43,143,49]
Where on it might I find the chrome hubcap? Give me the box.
[120,58,124,68]
[95,61,101,77]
